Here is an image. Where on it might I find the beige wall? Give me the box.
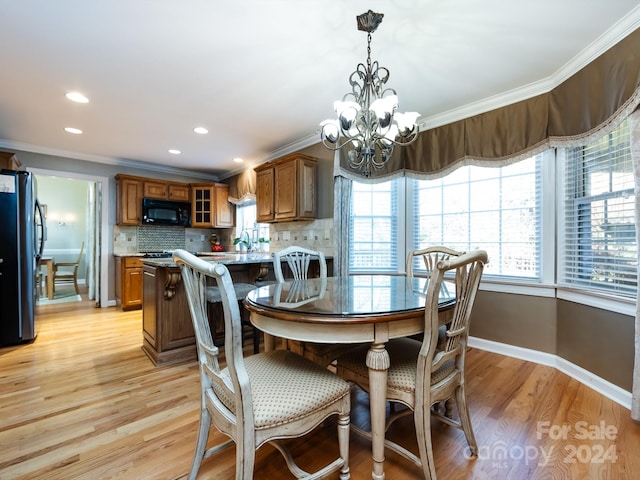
[471,291,557,354]
[471,291,634,392]
[557,300,634,391]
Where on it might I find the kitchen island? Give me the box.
[140,252,332,365]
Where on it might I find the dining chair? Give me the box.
[406,245,465,279]
[406,246,466,345]
[52,241,85,295]
[173,249,351,480]
[273,246,349,366]
[273,245,327,283]
[336,249,488,480]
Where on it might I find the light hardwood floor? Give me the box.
[1,299,639,479]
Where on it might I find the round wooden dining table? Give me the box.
[244,274,456,480]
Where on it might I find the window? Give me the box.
[234,202,269,247]
[347,118,636,308]
[411,157,542,279]
[559,120,636,298]
[348,157,542,280]
[349,180,402,272]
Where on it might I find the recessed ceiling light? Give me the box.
[64,127,83,134]
[193,127,208,135]
[65,92,89,103]
[233,157,244,163]
[168,149,181,155]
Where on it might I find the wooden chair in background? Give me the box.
[273,246,350,366]
[52,241,84,295]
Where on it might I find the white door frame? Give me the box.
[30,167,110,308]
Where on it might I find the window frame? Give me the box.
[346,142,635,314]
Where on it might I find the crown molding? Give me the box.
[0,139,220,181]
[420,5,640,131]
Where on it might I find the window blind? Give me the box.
[349,179,400,272]
[411,157,542,279]
[559,120,636,297]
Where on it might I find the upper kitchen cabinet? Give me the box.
[168,183,190,202]
[116,174,191,226]
[143,179,168,199]
[0,151,21,170]
[116,174,143,225]
[255,154,317,223]
[143,179,190,201]
[190,183,234,228]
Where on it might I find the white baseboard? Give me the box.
[468,336,632,410]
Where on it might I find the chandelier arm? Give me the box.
[320,135,359,152]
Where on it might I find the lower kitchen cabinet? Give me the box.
[114,256,144,310]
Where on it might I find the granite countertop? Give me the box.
[139,252,275,267]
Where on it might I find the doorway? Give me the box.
[30,168,109,308]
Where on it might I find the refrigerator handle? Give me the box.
[35,199,46,263]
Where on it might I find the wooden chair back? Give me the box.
[272,245,327,283]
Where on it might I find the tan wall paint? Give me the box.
[470,291,557,354]
[470,291,634,392]
[557,299,634,391]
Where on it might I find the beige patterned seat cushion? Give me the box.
[211,350,350,429]
[337,337,455,394]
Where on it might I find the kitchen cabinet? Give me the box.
[190,183,234,228]
[168,183,190,201]
[116,174,191,225]
[254,153,317,223]
[144,179,190,201]
[115,174,143,225]
[0,151,21,170]
[256,167,275,223]
[143,180,168,199]
[114,256,144,310]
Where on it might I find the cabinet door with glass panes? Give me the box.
[191,184,215,227]
[190,183,234,228]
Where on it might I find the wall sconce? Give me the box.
[49,212,75,227]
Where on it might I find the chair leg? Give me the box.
[415,399,437,480]
[239,301,260,354]
[188,406,212,480]
[338,406,351,480]
[73,277,80,294]
[455,384,478,456]
[252,327,260,354]
[237,436,256,480]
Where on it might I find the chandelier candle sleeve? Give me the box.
[320,10,420,176]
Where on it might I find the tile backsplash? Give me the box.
[268,218,334,257]
[113,218,335,257]
[113,226,215,254]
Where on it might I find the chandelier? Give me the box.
[320,10,420,177]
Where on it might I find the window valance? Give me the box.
[227,168,257,205]
[336,27,640,181]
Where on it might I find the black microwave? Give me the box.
[142,198,191,226]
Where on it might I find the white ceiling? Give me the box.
[0,1,639,179]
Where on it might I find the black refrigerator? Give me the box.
[0,169,45,346]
